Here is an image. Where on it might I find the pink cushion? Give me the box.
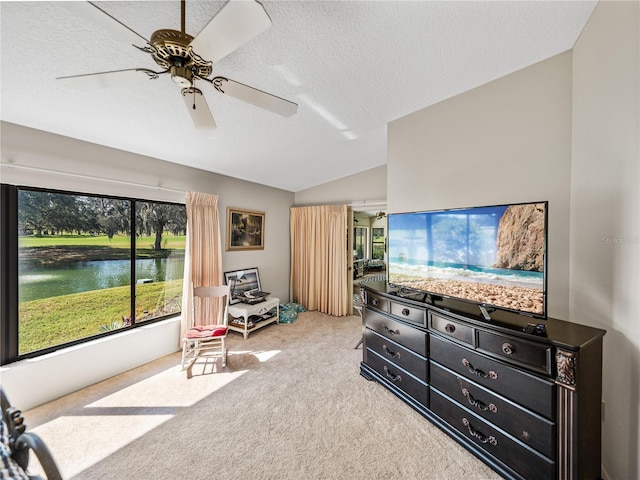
[186,325,227,338]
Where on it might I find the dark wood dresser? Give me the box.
[360,283,606,480]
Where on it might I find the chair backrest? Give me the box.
[192,284,230,327]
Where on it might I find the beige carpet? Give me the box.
[24,311,502,480]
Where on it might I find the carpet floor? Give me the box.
[24,311,502,480]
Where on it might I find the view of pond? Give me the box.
[19,257,185,302]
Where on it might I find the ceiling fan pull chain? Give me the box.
[189,79,198,110]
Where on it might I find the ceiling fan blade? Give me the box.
[189,0,272,65]
[57,69,161,90]
[61,1,147,46]
[182,88,217,131]
[209,77,298,117]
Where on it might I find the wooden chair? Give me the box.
[181,284,230,370]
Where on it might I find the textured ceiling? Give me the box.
[1,1,597,192]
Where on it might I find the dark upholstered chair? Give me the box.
[1,387,62,480]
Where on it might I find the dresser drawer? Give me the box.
[365,349,428,406]
[366,291,389,312]
[477,331,552,375]
[431,388,555,480]
[390,301,426,327]
[430,312,474,347]
[430,335,555,419]
[430,361,555,459]
[364,309,427,357]
[365,329,427,381]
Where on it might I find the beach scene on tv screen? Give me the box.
[388,203,546,315]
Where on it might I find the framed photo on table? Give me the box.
[224,267,261,304]
[226,208,265,251]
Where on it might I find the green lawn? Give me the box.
[19,234,186,266]
[17,233,185,353]
[20,233,186,249]
[19,279,183,354]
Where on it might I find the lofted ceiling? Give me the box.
[0,1,597,192]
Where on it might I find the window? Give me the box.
[353,227,367,259]
[372,227,385,260]
[1,185,186,363]
[134,201,185,323]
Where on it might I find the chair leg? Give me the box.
[182,337,227,371]
[221,338,227,367]
[354,337,363,349]
[182,340,198,370]
[181,340,187,370]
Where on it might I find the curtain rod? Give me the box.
[1,163,185,194]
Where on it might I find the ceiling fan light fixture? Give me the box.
[171,65,192,88]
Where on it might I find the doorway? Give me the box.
[350,206,387,312]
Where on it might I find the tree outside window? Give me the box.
[372,227,385,260]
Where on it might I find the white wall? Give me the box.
[294,164,387,207]
[571,1,640,479]
[388,52,573,319]
[0,122,294,410]
[0,318,181,410]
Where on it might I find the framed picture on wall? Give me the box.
[226,208,265,251]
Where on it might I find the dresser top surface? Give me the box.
[363,283,606,351]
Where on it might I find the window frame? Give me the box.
[353,226,368,259]
[371,227,385,260]
[0,184,186,365]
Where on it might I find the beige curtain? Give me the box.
[290,205,349,316]
[180,192,223,341]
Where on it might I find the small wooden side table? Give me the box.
[227,296,280,339]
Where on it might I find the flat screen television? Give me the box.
[387,201,547,319]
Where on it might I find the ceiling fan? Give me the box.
[57,0,298,131]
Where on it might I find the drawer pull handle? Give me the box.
[401,308,410,316]
[371,298,379,307]
[383,325,400,336]
[461,387,498,414]
[502,343,515,355]
[383,366,402,382]
[445,323,456,333]
[461,358,498,380]
[462,418,498,446]
[383,344,401,359]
